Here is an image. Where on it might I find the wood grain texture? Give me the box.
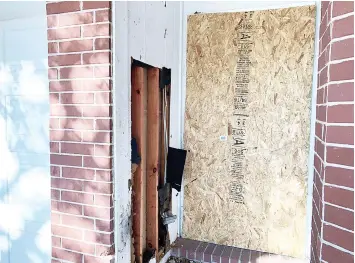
[131,66,147,263]
[146,68,160,253]
[183,6,316,258]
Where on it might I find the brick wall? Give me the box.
[311,1,354,263]
[46,2,113,263]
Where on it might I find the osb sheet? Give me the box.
[183,6,315,258]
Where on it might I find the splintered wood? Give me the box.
[183,6,315,258]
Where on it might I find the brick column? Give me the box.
[311,1,354,263]
[46,2,113,263]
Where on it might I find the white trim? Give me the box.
[112,2,132,263]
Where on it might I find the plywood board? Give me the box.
[183,6,315,258]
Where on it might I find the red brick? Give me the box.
[221,246,233,263]
[52,200,83,216]
[48,42,58,54]
[61,92,94,104]
[52,236,61,247]
[95,219,113,232]
[94,65,111,78]
[50,142,60,153]
[332,2,354,17]
[52,212,61,224]
[83,1,110,10]
[327,146,354,166]
[316,105,326,122]
[95,119,112,130]
[50,80,82,92]
[328,82,354,102]
[82,105,111,117]
[82,131,111,145]
[62,191,94,205]
[48,68,58,80]
[50,130,82,142]
[240,249,250,263]
[315,122,323,140]
[50,117,60,129]
[313,186,322,217]
[95,170,112,182]
[318,46,329,72]
[62,214,95,230]
[62,238,95,255]
[316,87,325,104]
[52,247,83,263]
[321,1,330,20]
[96,10,110,23]
[47,27,81,41]
[60,66,94,79]
[324,185,354,209]
[83,181,112,195]
[332,15,354,39]
[83,156,112,169]
[329,60,354,81]
[95,244,113,257]
[94,144,111,157]
[319,66,328,87]
[59,39,94,53]
[325,204,354,231]
[50,93,59,106]
[325,166,354,188]
[324,224,354,251]
[84,255,108,263]
[83,52,110,64]
[314,153,323,175]
[52,224,83,240]
[58,12,93,27]
[326,125,354,145]
[314,170,323,197]
[321,26,331,52]
[94,38,110,50]
[83,206,112,220]
[51,189,60,200]
[51,166,61,177]
[331,38,354,61]
[83,23,110,37]
[315,138,325,160]
[202,243,216,262]
[312,202,322,233]
[95,194,113,207]
[211,245,224,263]
[49,54,81,67]
[47,1,81,15]
[322,244,354,263]
[47,15,57,28]
[50,154,82,166]
[62,167,95,180]
[60,118,94,130]
[195,242,208,261]
[82,79,110,91]
[319,10,328,38]
[52,178,83,191]
[327,104,354,123]
[50,105,82,117]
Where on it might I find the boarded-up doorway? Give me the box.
[183,5,316,258]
